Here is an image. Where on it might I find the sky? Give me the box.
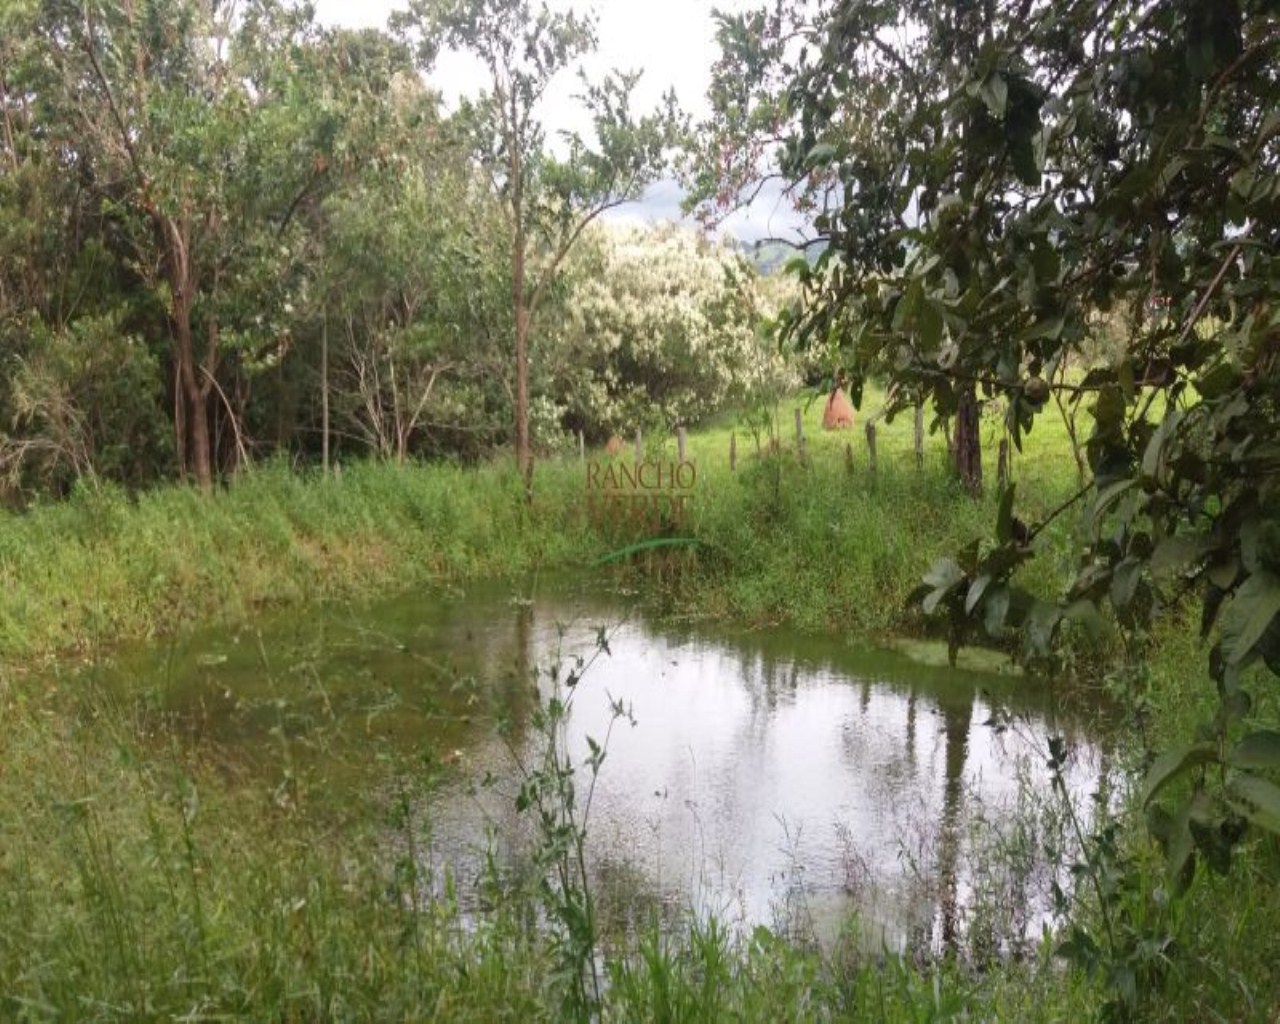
[310,0,809,242]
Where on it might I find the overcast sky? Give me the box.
[310,0,809,242]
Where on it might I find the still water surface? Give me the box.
[91,576,1115,951]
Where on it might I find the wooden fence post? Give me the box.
[677,426,687,463]
[845,442,855,475]
[634,429,643,463]
[730,432,737,471]
[998,438,1010,489]
[579,430,585,462]
[914,403,925,470]
[866,421,878,474]
[795,407,805,458]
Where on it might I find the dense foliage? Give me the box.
[692,0,1280,1010]
[0,0,776,503]
[545,224,796,441]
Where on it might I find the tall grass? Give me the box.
[0,385,1083,667]
[0,459,603,663]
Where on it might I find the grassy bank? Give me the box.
[0,458,593,664]
[0,387,1074,667]
[3,395,1278,1021]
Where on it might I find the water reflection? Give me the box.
[86,577,1117,953]
[419,584,1115,952]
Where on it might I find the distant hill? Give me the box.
[738,238,828,276]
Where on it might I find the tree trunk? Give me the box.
[953,384,982,496]
[162,215,214,492]
[515,304,532,501]
[508,91,533,505]
[321,313,330,475]
[174,297,213,492]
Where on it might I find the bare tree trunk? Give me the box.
[321,313,330,475]
[173,361,187,481]
[508,87,534,505]
[953,384,982,496]
[184,367,214,492]
[174,299,213,492]
[514,265,532,502]
[163,215,214,492]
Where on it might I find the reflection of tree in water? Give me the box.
[831,677,974,955]
[733,646,801,717]
[933,695,972,953]
[500,600,535,749]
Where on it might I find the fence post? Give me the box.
[914,403,924,470]
[795,407,805,458]
[866,421,878,474]
[730,432,737,471]
[845,442,855,475]
[579,430,585,462]
[998,438,1010,489]
[677,426,687,463]
[634,429,643,463]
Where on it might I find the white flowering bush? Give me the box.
[540,224,796,442]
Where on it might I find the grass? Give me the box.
[0,382,1076,667]
[0,458,601,664]
[3,388,1279,1021]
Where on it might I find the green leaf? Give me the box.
[1142,743,1218,806]
[1147,802,1196,892]
[1189,817,1233,875]
[1207,554,1240,590]
[1227,775,1280,836]
[1055,926,1100,968]
[1196,361,1241,400]
[1063,599,1103,637]
[1092,385,1126,429]
[979,73,1008,118]
[892,277,924,333]
[1149,535,1211,578]
[996,484,1016,544]
[923,557,963,591]
[1221,571,1280,666]
[918,299,944,350]
[592,537,706,566]
[1141,409,1183,479]
[806,142,837,167]
[1017,315,1064,343]
[923,586,952,616]
[1110,557,1142,611]
[1087,478,1137,534]
[965,573,992,615]
[1025,600,1062,657]
[1229,731,1280,771]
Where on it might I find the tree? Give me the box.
[322,155,497,463]
[545,223,795,441]
[694,0,1280,906]
[33,0,334,490]
[395,0,684,499]
[292,27,479,465]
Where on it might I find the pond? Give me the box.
[77,575,1117,954]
